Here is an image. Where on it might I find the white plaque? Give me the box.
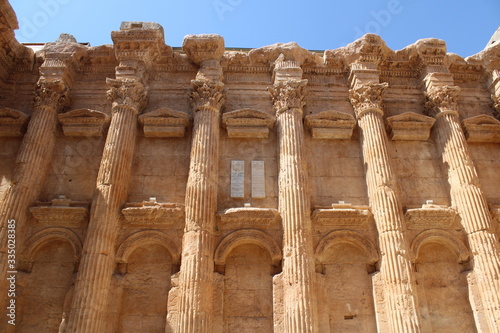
[252,161,265,198]
[231,160,244,198]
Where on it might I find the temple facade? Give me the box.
[0,1,499,332]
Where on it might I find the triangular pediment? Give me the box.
[386,112,435,141]
[58,109,110,137]
[462,114,500,126]
[139,108,190,122]
[386,112,435,124]
[59,108,110,121]
[462,114,500,143]
[0,108,29,137]
[222,109,275,127]
[304,110,356,140]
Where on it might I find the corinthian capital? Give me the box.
[424,85,460,117]
[349,82,388,118]
[269,79,307,114]
[106,78,148,113]
[34,79,70,112]
[190,79,225,112]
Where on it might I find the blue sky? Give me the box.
[10,0,500,57]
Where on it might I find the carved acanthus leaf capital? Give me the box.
[106,78,148,113]
[492,94,500,120]
[269,79,308,114]
[34,79,70,112]
[424,85,461,117]
[189,79,225,112]
[349,82,388,117]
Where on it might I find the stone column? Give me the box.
[424,82,500,332]
[349,81,422,333]
[175,34,225,333]
[0,78,69,304]
[270,70,318,331]
[66,78,147,332]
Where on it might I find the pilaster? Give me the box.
[420,43,500,329]
[269,55,318,333]
[347,35,422,333]
[173,34,225,333]
[66,22,160,333]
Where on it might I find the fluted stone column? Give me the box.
[66,78,147,333]
[424,82,500,332]
[175,34,225,333]
[270,77,318,333]
[349,81,422,333]
[0,78,69,307]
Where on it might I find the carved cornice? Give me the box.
[218,207,281,229]
[312,203,372,229]
[190,79,225,112]
[462,115,500,143]
[121,200,185,228]
[269,79,308,114]
[405,204,457,230]
[222,109,275,139]
[106,78,148,113]
[58,108,110,137]
[0,108,29,137]
[349,82,388,118]
[138,108,191,137]
[304,110,356,140]
[34,79,70,112]
[30,197,89,228]
[424,85,461,117]
[385,112,436,141]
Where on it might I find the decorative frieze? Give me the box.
[138,108,191,137]
[218,207,280,228]
[58,108,110,137]
[0,107,29,137]
[304,110,356,139]
[405,203,457,229]
[312,203,372,228]
[461,115,500,143]
[222,109,275,138]
[30,196,89,228]
[385,112,435,141]
[122,199,184,228]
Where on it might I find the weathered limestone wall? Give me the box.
[0,2,499,331]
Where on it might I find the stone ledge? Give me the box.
[305,110,356,140]
[138,108,191,137]
[462,115,500,143]
[0,107,29,137]
[222,109,275,139]
[58,108,110,137]
[386,112,435,141]
[122,199,185,228]
[405,203,457,229]
[312,203,372,228]
[30,196,89,227]
[218,207,281,228]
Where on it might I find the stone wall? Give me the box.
[0,1,499,331]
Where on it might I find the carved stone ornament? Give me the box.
[424,85,461,117]
[405,203,457,229]
[222,109,276,139]
[30,196,89,228]
[34,79,70,112]
[106,78,148,112]
[138,108,191,137]
[269,79,308,114]
[304,110,356,139]
[312,203,372,228]
[385,112,436,141]
[189,79,225,112]
[121,199,185,228]
[58,108,111,137]
[461,115,500,143]
[0,107,29,137]
[218,207,281,229]
[492,94,500,119]
[349,82,388,117]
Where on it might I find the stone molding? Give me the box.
[29,197,89,228]
[0,107,29,137]
[138,108,191,137]
[269,79,308,114]
[106,78,148,112]
[221,108,275,139]
[304,110,356,140]
[312,203,372,228]
[424,85,461,117]
[405,203,458,229]
[461,114,500,143]
[34,79,70,111]
[349,82,388,118]
[410,229,471,264]
[218,207,281,228]
[385,112,436,141]
[58,108,110,137]
[121,199,185,228]
[190,79,225,112]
